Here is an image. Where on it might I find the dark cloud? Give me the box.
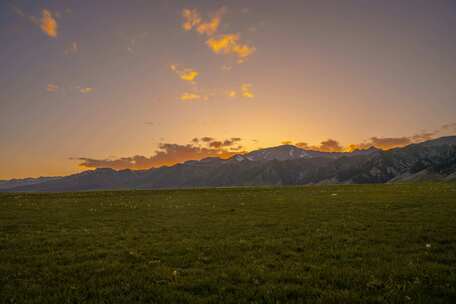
[319,139,344,152]
[298,123,456,152]
[202,137,241,148]
[201,136,214,142]
[345,136,412,151]
[369,136,412,149]
[222,138,242,146]
[209,141,223,148]
[75,156,150,171]
[75,137,245,170]
[347,125,456,151]
[295,139,343,152]
[410,131,437,142]
[295,142,311,149]
[441,123,456,132]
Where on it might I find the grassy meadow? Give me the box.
[1,183,456,303]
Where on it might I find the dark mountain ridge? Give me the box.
[2,136,456,192]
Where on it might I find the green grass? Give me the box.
[1,183,456,303]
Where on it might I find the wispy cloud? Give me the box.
[46,83,59,92]
[226,84,254,99]
[10,4,25,17]
[179,85,253,102]
[221,65,232,71]
[45,84,95,95]
[40,9,58,38]
[227,90,237,98]
[79,87,93,94]
[64,42,78,55]
[170,65,199,82]
[123,31,149,55]
[442,123,456,132]
[180,92,206,102]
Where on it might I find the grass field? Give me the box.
[1,183,456,303]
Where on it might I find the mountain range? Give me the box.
[2,136,456,192]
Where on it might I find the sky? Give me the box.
[1,0,456,179]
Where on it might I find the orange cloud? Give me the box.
[170,65,199,82]
[196,10,224,36]
[40,10,58,38]
[182,8,225,36]
[180,92,207,101]
[74,122,456,172]
[182,9,202,32]
[79,87,93,94]
[181,8,255,63]
[46,84,59,92]
[75,137,245,170]
[11,6,59,38]
[225,84,254,99]
[227,90,237,98]
[241,83,254,98]
[206,34,255,63]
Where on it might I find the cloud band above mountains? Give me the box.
[74,137,245,170]
[74,123,456,171]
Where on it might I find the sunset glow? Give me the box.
[1,1,456,179]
